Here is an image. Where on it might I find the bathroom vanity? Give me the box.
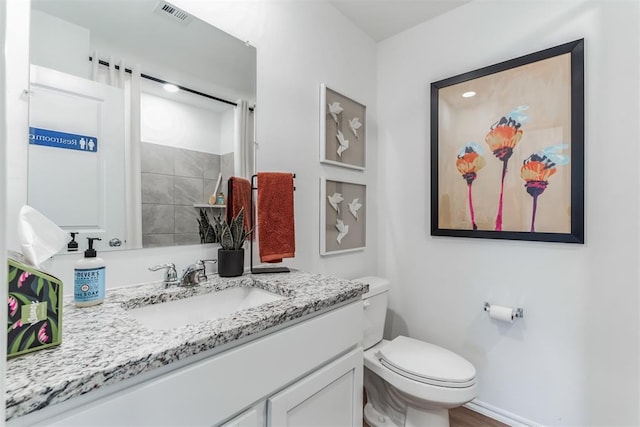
[6,272,367,426]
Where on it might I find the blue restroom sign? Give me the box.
[29,127,98,153]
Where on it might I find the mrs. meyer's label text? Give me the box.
[74,267,106,302]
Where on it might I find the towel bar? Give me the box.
[249,173,296,274]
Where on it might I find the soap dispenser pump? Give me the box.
[67,232,79,252]
[74,237,106,307]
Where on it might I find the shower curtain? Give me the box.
[234,100,255,178]
[92,51,142,248]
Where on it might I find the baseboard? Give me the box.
[464,399,541,427]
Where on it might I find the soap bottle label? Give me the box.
[74,267,106,302]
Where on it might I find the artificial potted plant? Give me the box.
[197,209,218,244]
[214,207,250,277]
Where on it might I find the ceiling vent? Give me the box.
[154,1,193,25]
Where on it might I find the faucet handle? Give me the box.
[197,259,218,280]
[149,263,179,287]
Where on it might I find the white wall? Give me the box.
[5,4,31,268]
[0,2,7,423]
[140,92,224,154]
[30,10,90,78]
[173,0,379,279]
[377,1,639,425]
[3,1,31,423]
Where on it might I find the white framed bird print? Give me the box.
[320,84,366,170]
[320,177,366,255]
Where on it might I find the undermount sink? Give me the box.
[127,286,285,330]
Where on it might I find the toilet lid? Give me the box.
[376,336,476,388]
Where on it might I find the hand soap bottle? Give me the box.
[74,237,106,307]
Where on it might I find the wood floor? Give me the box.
[363,406,508,427]
[449,406,509,427]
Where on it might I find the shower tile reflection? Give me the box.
[174,177,203,205]
[141,174,174,204]
[175,148,204,178]
[175,205,198,234]
[141,204,174,234]
[140,142,230,247]
[142,234,175,248]
[141,142,174,174]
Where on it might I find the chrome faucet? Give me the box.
[179,263,205,286]
[197,259,218,280]
[180,259,217,286]
[149,259,218,288]
[148,263,180,288]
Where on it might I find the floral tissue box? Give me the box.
[7,255,62,357]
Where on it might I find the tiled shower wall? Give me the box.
[140,142,234,247]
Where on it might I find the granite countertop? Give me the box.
[5,271,367,421]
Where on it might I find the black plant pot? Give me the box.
[218,249,244,277]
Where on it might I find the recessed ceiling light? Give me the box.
[163,83,180,93]
[462,91,476,98]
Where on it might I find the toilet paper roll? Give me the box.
[489,304,515,323]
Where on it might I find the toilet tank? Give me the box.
[355,276,390,350]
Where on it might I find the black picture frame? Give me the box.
[430,39,584,243]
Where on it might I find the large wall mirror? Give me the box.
[26,0,256,253]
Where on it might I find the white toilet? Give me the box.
[357,276,478,427]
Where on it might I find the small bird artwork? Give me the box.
[348,117,362,139]
[348,198,362,221]
[336,130,349,157]
[328,192,343,213]
[328,102,343,124]
[336,219,349,244]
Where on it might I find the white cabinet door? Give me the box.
[268,348,363,427]
[220,401,265,427]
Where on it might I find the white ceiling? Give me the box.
[329,0,471,42]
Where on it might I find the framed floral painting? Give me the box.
[430,39,584,243]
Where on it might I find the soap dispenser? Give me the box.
[67,232,79,252]
[74,237,106,307]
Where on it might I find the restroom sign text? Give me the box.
[29,127,98,153]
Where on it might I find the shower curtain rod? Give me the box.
[89,56,244,108]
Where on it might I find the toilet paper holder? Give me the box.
[483,302,524,319]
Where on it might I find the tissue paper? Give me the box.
[18,205,69,268]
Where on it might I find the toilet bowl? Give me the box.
[356,276,478,427]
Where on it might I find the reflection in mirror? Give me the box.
[27,0,256,253]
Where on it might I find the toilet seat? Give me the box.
[375,336,476,388]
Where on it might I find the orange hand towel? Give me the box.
[257,172,295,263]
[227,177,252,234]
